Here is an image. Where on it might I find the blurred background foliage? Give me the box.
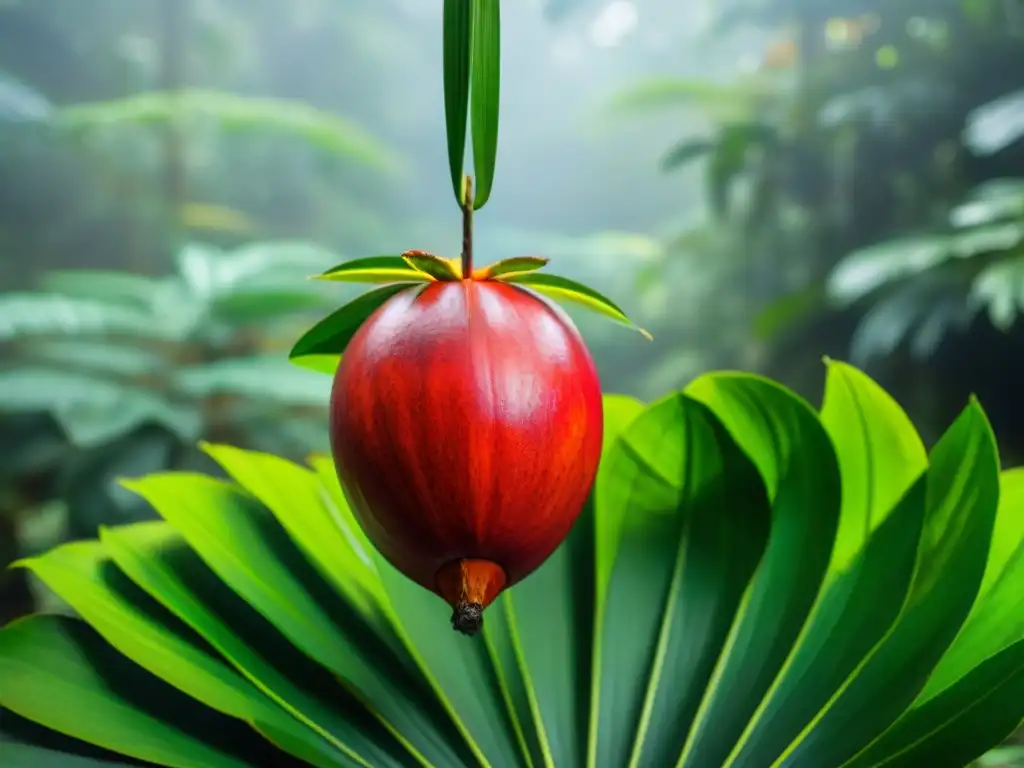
[2,2,1024,754]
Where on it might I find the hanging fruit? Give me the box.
[288,0,649,633]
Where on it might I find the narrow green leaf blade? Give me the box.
[120,474,470,768]
[679,373,842,768]
[315,256,429,284]
[724,476,927,767]
[470,0,500,208]
[818,360,928,574]
[843,639,1024,767]
[0,615,253,768]
[776,400,1001,767]
[591,393,772,768]
[501,394,645,768]
[99,522,401,768]
[476,256,549,280]
[288,283,415,372]
[15,541,300,734]
[371,552,525,768]
[501,272,652,339]
[443,0,473,204]
[912,468,1024,702]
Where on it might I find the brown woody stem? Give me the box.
[461,175,474,279]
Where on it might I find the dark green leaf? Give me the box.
[443,0,474,204]
[776,400,1000,767]
[100,522,395,768]
[119,476,464,767]
[0,615,255,768]
[591,393,772,768]
[288,283,417,373]
[500,273,651,339]
[679,373,842,767]
[470,0,500,209]
[498,394,644,768]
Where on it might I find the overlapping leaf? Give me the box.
[1,366,1023,768]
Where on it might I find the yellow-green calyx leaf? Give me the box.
[402,251,463,281]
[314,255,431,284]
[474,256,549,280]
[502,271,653,340]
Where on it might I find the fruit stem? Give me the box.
[461,174,474,279]
[436,558,506,636]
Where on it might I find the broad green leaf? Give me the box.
[38,270,164,309]
[0,742,131,768]
[250,720,358,768]
[316,256,429,284]
[0,293,159,340]
[370,550,525,768]
[679,373,842,768]
[119,474,470,768]
[844,639,1024,767]
[776,400,1000,767]
[475,257,549,280]
[724,476,927,767]
[200,444,387,632]
[24,340,167,377]
[470,0,500,209]
[289,283,416,371]
[591,393,772,768]
[401,251,461,281]
[57,90,399,171]
[0,368,201,447]
[443,0,473,203]
[501,273,651,339]
[13,541,353,766]
[478,595,544,768]
[499,394,645,768]
[0,615,253,768]
[209,287,336,324]
[176,357,332,406]
[819,360,928,574]
[908,469,1024,702]
[99,522,405,768]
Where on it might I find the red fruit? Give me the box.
[330,278,604,634]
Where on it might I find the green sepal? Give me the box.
[501,271,652,340]
[401,251,462,281]
[314,256,430,284]
[475,256,549,280]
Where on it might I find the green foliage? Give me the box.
[2,362,1021,768]
[290,252,649,376]
[442,0,501,209]
[0,240,349,622]
[55,90,399,172]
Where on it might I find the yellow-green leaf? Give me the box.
[502,272,652,339]
[474,256,549,280]
[315,256,429,284]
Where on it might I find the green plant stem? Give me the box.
[461,175,474,278]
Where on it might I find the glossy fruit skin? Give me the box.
[330,279,604,600]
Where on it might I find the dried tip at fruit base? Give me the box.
[435,558,507,636]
